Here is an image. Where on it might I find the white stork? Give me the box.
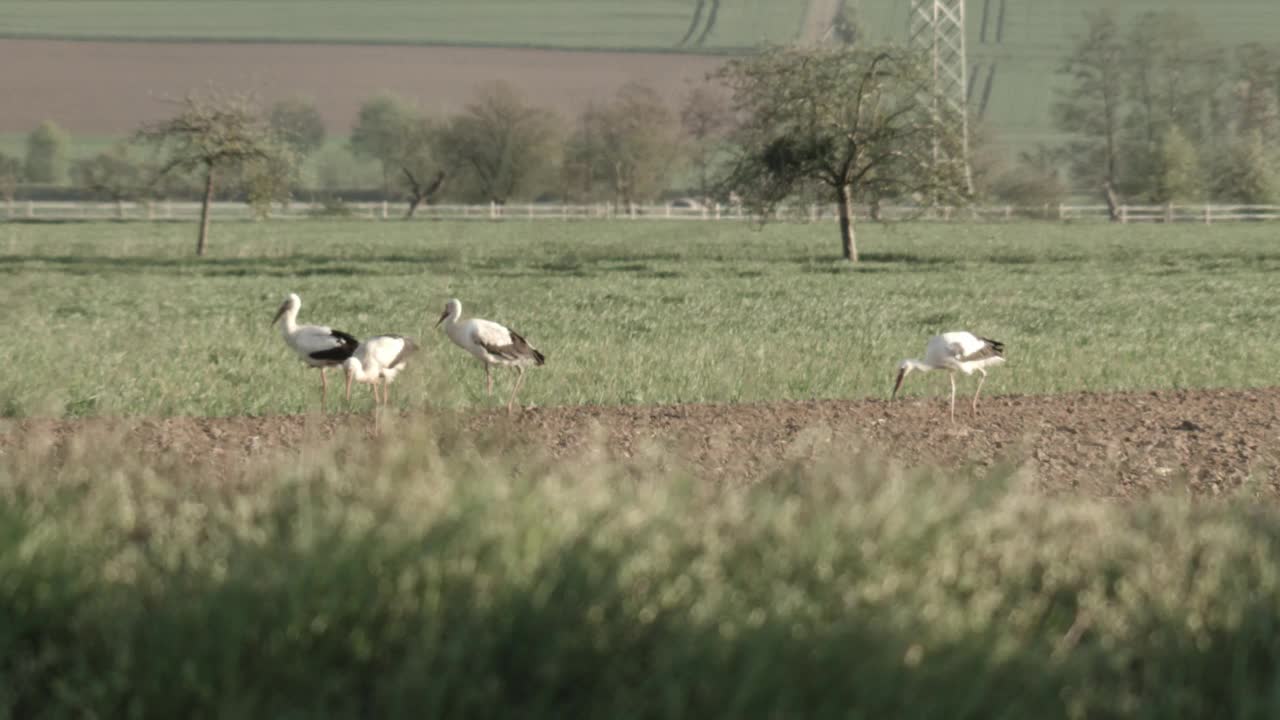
[342,334,418,408]
[272,292,359,412]
[891,331,1006,422]
[435,298,546,413]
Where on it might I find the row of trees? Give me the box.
[1052,9,1280,205]
[3,46,1007,261]
[344,81,719,215]
[0,82,708,211]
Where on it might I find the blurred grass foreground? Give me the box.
[2,418,1279,718]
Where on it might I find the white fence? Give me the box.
[5,200,1280,224]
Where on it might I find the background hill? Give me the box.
[2,0,1278,189]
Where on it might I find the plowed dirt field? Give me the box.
[5,388,1278,498]
[0,38,725,135]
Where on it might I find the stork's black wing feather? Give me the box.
[476,329,546,366]
[960,336,1005,362]
[308,328,360,362]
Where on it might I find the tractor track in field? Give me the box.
[3,388,1279,498]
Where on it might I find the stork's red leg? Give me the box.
[507,367,526,414]
[948,373,957,423]
[972,370,987,415]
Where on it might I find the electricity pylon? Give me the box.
[908,0,972,193]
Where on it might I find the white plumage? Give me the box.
[272,292,359,411]
[435,298,545,413]
[343,334,418,408]
[892,331,1006,421]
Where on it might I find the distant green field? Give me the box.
[1,0,808,50]
[1,219,1278,418]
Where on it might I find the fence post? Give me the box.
[1005,205,1012,221]
[1204,204,1211,225]
[26,201,33,218]
[715,203,721,220]
[1120,205,1128,224]
[1164,203,1173,223]
[1057,203,1064,221]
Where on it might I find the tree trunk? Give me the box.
[405,194,422,219]
[837,184,857,262]
[402,168,445,220]
[1102,180,1120,223]
[197,165,215,256]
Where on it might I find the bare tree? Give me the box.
[1053,10,1127,191]
[1232,44,1280,143]
[0,152,22,204]
[393,116,440,218]
[1125,11,1216,148]
[269,96,326,159]
[24,120,70,184]
[137,90,289,255]
[565,83,681,211]
[435,81,559,205]
[350,93,416,197]
[72,143,148,216]
[680,82,733,203]
[716,45,966,262]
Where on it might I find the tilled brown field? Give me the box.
[0,39,725,135]
[4,387,1278,498]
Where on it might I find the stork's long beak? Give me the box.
[434,310,448,328]
[891,368,906,401]
[271,303,288,326]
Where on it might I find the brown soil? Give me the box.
[3,388,1278,499]
[0,39,725,135]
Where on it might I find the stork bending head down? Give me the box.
[342,334,418,408]
[272,293,359,412]
[435,298,545,413]
[891,331,1006,422]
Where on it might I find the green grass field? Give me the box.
[4,217,1280,716]
[1,219,1278,418]
[3,417,1280,717]
[0,0,807,50]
